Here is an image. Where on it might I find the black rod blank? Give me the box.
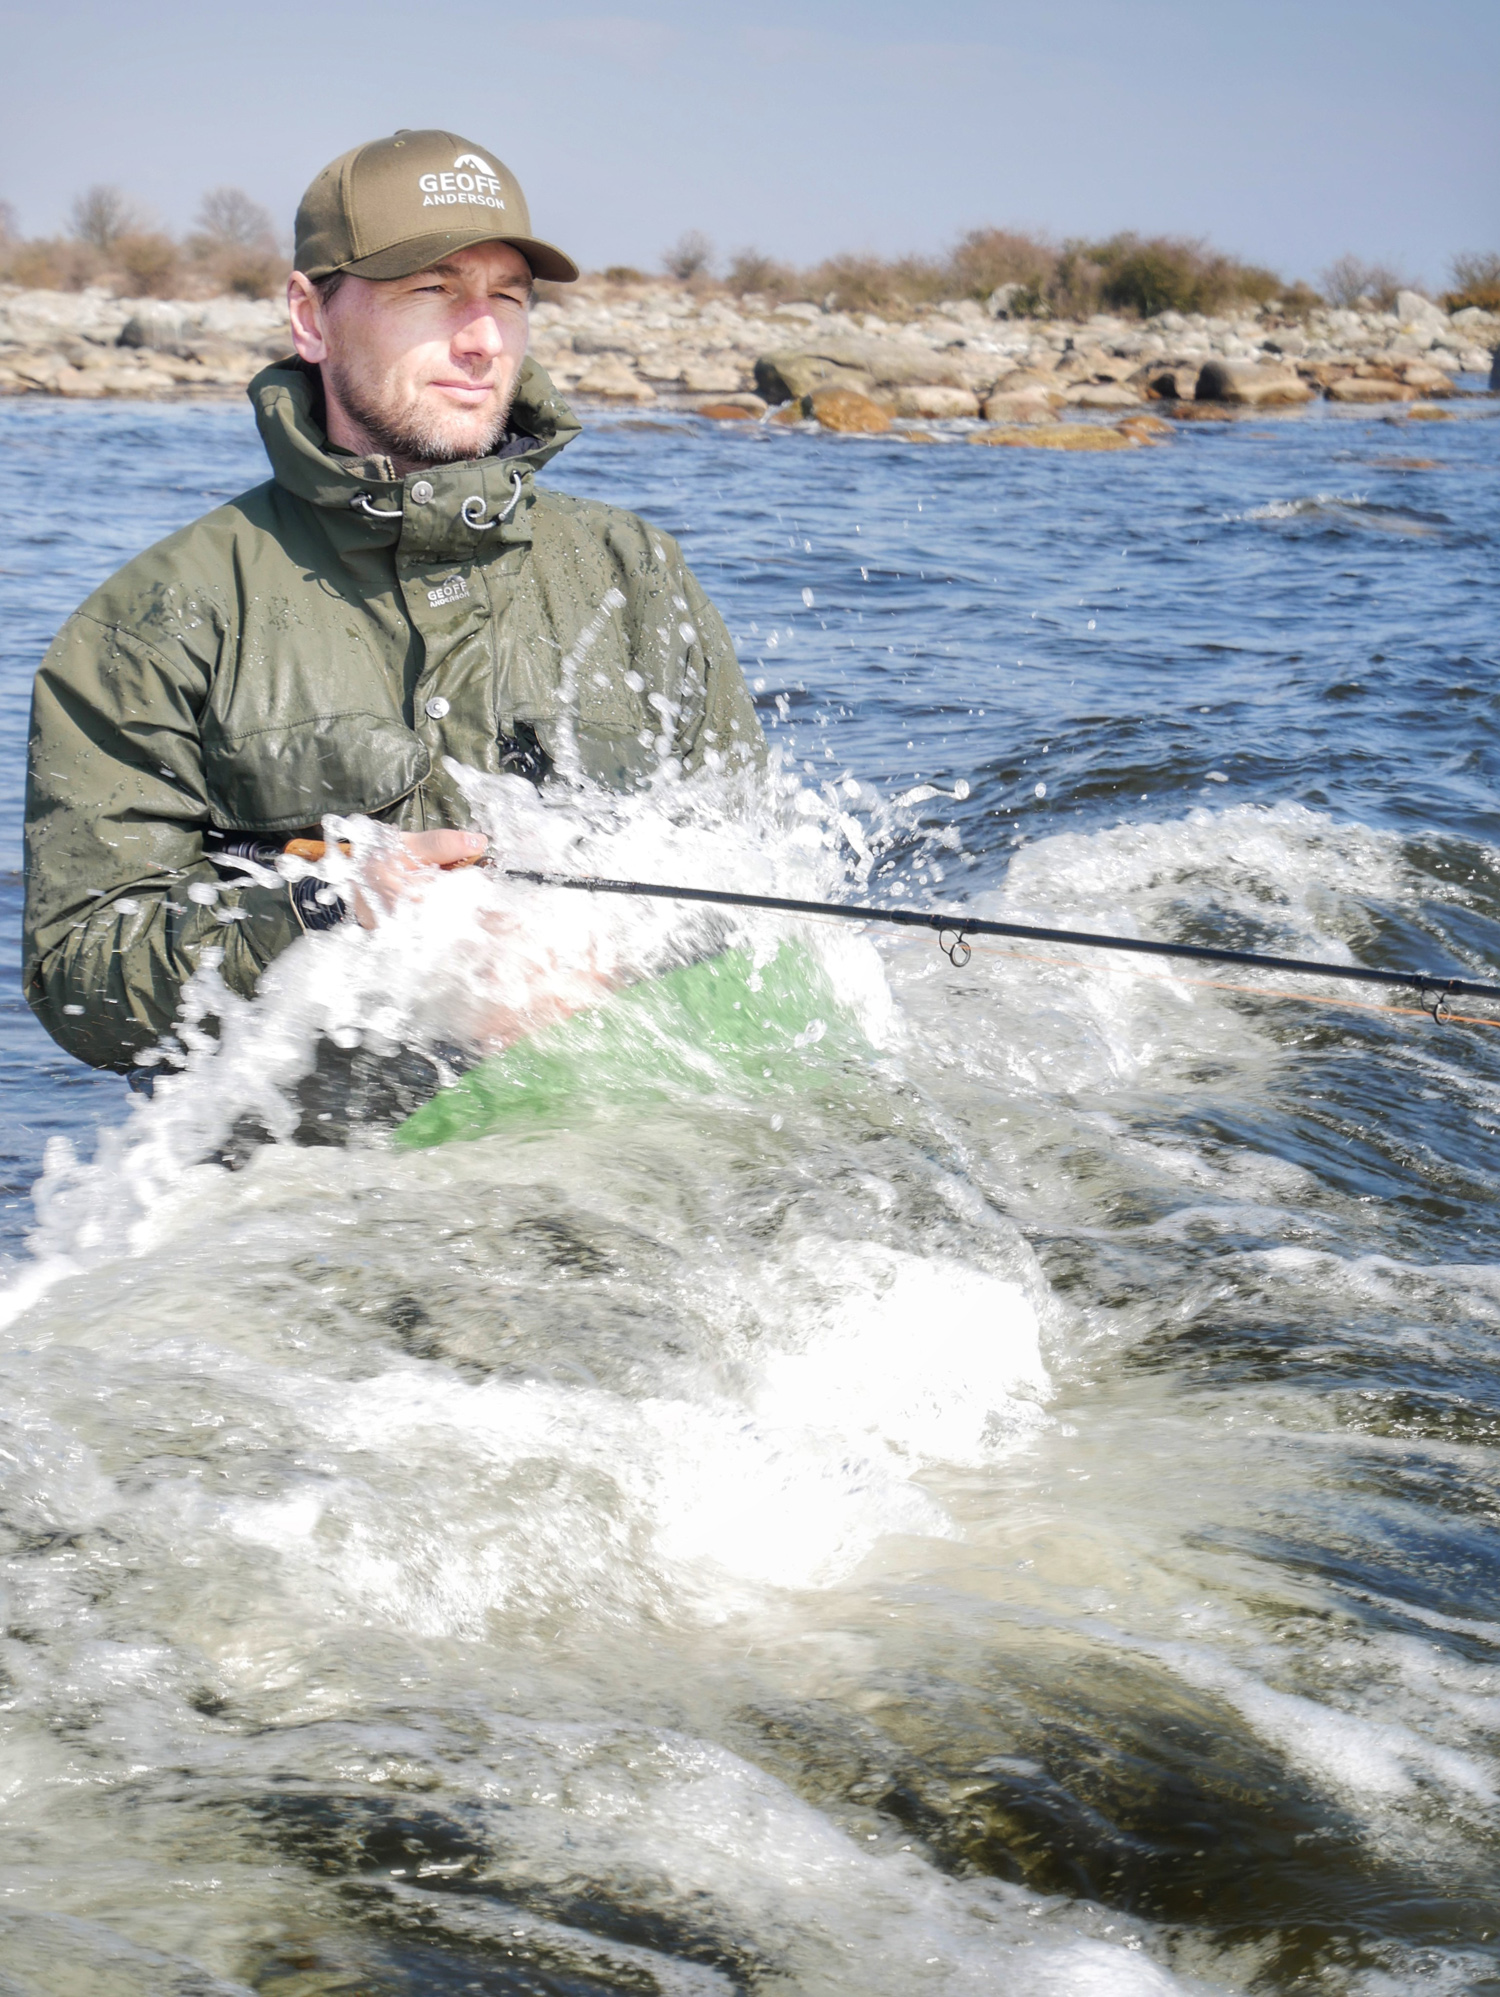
[501,870,1500,1004]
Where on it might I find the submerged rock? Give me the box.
[695,392,767,420]
[969,422,1139,451]
[804,387,892,434]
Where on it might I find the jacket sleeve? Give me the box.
[23,610,306,1072]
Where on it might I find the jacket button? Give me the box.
[424,695,450,719]
[410,479,435,505]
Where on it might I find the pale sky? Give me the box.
[2,0,1495,290]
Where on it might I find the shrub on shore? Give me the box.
[1445,251,1500,313]
[705,227,1308,320]
[0,182,289,299]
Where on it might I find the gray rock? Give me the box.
[1395,289,1447,330]
[1196,359,1313,405]
[753,354,874,404]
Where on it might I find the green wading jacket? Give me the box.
[23,357,764,1072]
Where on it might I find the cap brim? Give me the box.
[341,230,579,283]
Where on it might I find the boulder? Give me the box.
[118,302,195,349]
[1325,376,1416,402]
[805,387,891,434]
[1138,363,1200,401]
[969,422,1138,452]
[987,368,1066,406]
[1392,359,1455,395]
[1457,347,1493,374]
[1196,360,1313,405]
[754,353,874,404]
[574,357,657,402]
[755,338,968,403]
[682,354,746,394]
[1066,381,1144,408]
[892,385,980,419]
[570,330,634,355]
[979,393,1047,423]
[1395,289,1447,331]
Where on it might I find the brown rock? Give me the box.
[805,387,892,434]
[1326,377,1417,403]
[969,423,1138,452]
[694,392,767,418]
[770,402,807,426]
[697,401,759,422]
[1115,413,1174,444]
[1403,404,1456,421]
[900,430,939,443]
[892,385,980,419]
[1196,360,1313,406]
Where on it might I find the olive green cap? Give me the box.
[294,129,579,284]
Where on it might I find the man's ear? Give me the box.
[287,272,330,364]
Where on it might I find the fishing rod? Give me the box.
[501,868,1500,1015]
[280,842,1500,1015]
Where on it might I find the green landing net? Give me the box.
[392,943,867,1148]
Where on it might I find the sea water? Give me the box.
[0,390,1498,1995]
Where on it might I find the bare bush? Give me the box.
[725,247,797,299]
[948,227,1056,311]
[1319,254,1405,310]
[0,199,18,246]
[193,186,276,253]
[1,235,99,290]
[663,230,713,281]
[1445,250,1500,313]
[115,233,182,298]
[804,252,948,316]
[71,185,143,253]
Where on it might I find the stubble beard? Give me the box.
[324,355,519,470]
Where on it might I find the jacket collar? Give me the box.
[247,355,582,558]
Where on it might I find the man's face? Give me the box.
[289,240,533,470]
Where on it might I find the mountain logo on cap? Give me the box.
[454,153,496,175]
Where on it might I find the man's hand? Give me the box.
[351,828,488,928]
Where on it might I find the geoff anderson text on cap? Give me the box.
[294,129,580,284]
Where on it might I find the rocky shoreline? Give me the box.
[2,281,1495,433]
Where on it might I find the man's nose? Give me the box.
[452,307,506,363]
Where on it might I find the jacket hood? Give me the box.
[247,355,583,526]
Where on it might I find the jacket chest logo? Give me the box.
[426,575,470,608]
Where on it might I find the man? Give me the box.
[23,129,763,1076]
